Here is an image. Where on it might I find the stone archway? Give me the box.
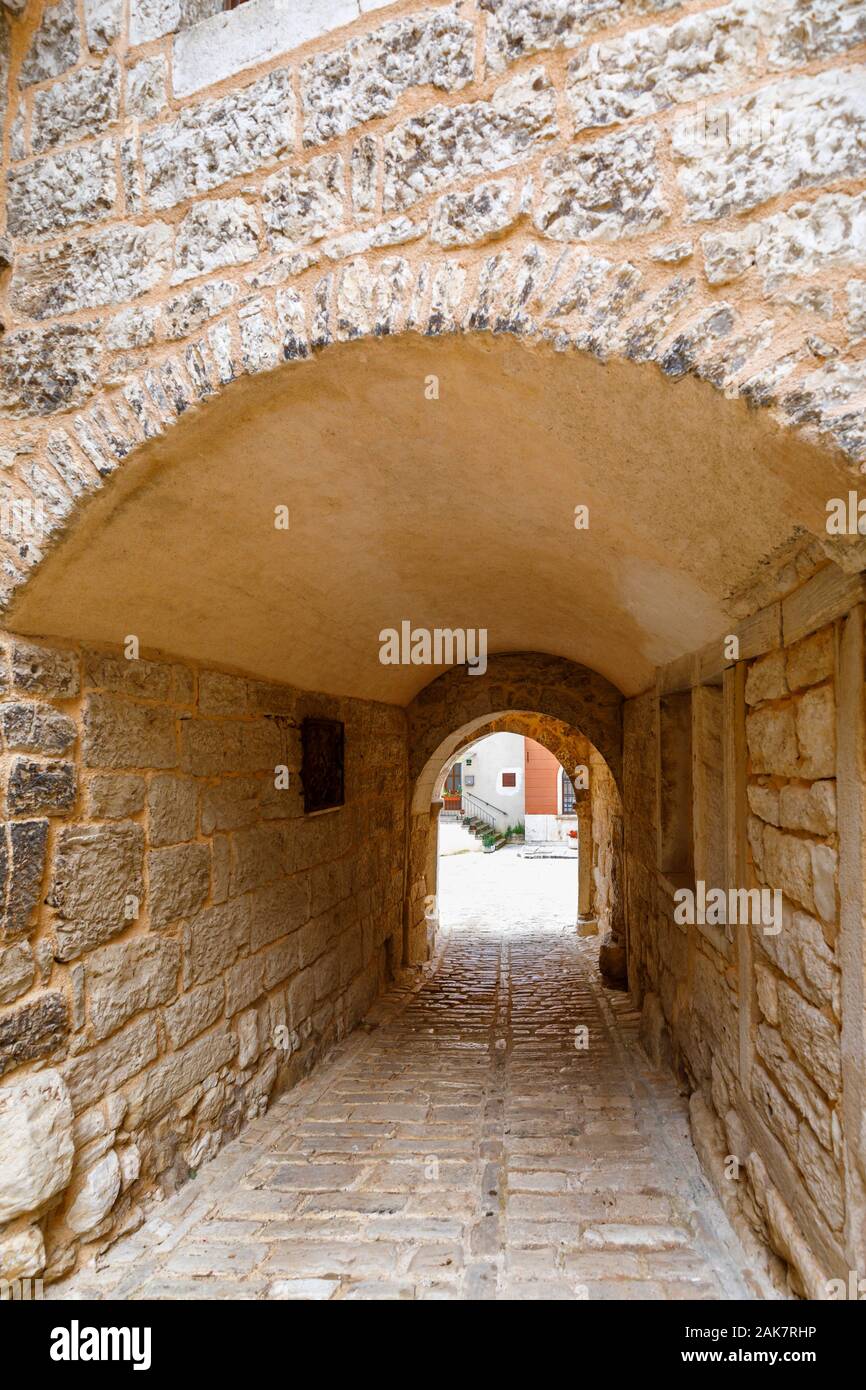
[408,653,622,798]
[1,0,866,611]
[436,711,599,929]
[404,656,626,979]
[439,714,604,934]
[0,302,863,1294]
[6,327,856,704]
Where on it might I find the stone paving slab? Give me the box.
[49,906,768,1300]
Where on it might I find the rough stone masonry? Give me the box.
[0,638,405,1283]
[0,0,865,1300]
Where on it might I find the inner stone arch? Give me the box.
[406,701,626,982]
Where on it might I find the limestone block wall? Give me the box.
[589,744,625,972]
[623,598,864,1297]
[0,629,406,1283]
[743,628,843,1248]
[0,0,865,608]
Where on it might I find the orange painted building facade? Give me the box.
[524,738,562,815]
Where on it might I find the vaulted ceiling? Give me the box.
[8,332,854,702]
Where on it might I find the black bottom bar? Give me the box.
[3,1293,859,1377]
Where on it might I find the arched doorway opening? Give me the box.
[434,729,595,973]
[405,690,626,989]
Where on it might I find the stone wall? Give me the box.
[1,0,865,608]
[623,599,863,1297]
[742,627,843,1261]
[0,630,405,1283]
[589,745,625,979]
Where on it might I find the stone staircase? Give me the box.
[462,816,506,850]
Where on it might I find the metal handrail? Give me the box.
[461,793,498,830]
[462,791,502,817]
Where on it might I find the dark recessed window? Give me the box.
[301,717,345,814]
[501,771,517,788]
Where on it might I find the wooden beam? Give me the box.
[652,564,866,700]
[658,652,694,696]
[782,567,866,646]
[736,601,782,660]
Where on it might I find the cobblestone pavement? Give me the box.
[52,846,762,1301]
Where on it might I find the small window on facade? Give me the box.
[501,771,517,788]
[561,768,576,814]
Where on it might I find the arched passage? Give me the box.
[1,0,865,1286]
[0,316,864,1297]
[437,716,604,927]
[405,661,625,982]
[409,706,626,977]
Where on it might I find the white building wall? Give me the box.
[461,732,525,830]
[525,814,578,844]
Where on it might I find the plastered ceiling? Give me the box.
[8,333,854,702]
